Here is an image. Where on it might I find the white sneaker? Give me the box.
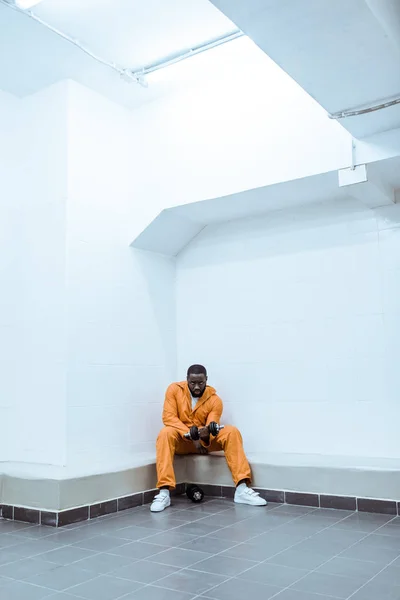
[150,491,171,512]
[234,485,267,506]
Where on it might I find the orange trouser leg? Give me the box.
[156,425,252,489]
[208,425,252,485]
[156,426,198,489]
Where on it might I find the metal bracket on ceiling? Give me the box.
[351,139,356,171]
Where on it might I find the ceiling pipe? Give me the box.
[329,0,400,119]
[365,0,400,53]
[328,94,400,119]
[129,30,244,84]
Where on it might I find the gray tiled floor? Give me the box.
[1,498,400,600]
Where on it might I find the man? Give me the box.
[150,364,266,511]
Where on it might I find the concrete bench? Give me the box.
[1,452,399,525]
[186,451,400,499]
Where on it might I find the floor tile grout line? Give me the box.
[129,510,254,535]
[188,508,400,600]
[0,569,101,597]
[0,540,86,564]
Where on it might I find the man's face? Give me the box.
[187,373,207,398]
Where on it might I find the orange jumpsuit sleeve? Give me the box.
[202,395,223,447]
[162,384,188,437]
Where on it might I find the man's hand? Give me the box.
[193,440,208,454]
[198,427,210,444]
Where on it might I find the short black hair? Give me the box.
[187,364,207,377]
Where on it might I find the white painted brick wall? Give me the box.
[177,199,400,459]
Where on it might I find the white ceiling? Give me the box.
[32,0,236,69]
[0,0,237,107]
[1,0,399,134]
[210,0,400,139]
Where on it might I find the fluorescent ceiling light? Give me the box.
[15,0,43,8]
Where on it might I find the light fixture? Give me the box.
[15,0,43,9]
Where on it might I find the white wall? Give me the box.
[177,199,400,460]
[0,90,19,464]
[1,83,68,467]
[66,82,176,472]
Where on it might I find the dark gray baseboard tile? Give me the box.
[2,486,399,528]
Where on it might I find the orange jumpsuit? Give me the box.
[156,381,252,489]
